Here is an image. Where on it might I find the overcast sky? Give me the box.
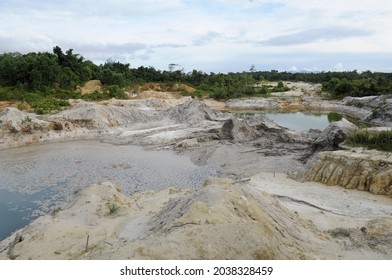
[1,0,391,73]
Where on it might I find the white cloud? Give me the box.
[0,0,391,72]
[334,62,345,72]
[259,27,372,46]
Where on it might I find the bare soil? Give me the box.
[0,84,391,260]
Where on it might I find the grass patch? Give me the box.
[346,129,392,152]
[0,84,128,114]
[108,203,119,215]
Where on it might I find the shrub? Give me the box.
[108,203,119,215]
[347,130,392,152]
[16,101,28,111]
[327,112,343,122]
[107,85,125,98]
[32,97,70,114]
[270,81,290,93]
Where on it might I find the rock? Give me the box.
[312,118,357,152]
[0,107,47,133]
[303,149,392,197]
[175,138,199,149]
[341,95,392,126]
[220,118,260,141]
[244,113,283,132]
[0,107,53,149]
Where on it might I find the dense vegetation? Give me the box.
[1,47,392,114]
[347,130,392,152]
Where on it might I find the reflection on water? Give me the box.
[265,112,330,131]
[0,140,217,240]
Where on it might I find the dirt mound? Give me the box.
[77,80,103,95]
[164,100,223,125]
[1,178,329,260]
[0,107,47,133]
[53,102,160,129]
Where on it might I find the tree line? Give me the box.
[1,46,392,105]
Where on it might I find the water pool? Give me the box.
[0,140,217,240]
[265,112,330,131]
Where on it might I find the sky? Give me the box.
[0,0,392,73]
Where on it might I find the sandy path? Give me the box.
[251,172,392,231]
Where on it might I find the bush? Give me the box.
[259,85,270,95]
[108,203,119,215]
[16,101,29,111]
[270,83,290,93]
[211,88,230,100]
[327,112,343,122]
[107,85,124,98]
[32,97,70,114]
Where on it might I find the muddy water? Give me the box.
[0,140,217,240]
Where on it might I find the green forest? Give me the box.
[1,46,392,114]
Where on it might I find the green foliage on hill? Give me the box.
[322,73,392,98]
[1,47,392,108]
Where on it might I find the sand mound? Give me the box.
[1,178,331,260]
[164,100,223,125]
[53,102,160,129]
